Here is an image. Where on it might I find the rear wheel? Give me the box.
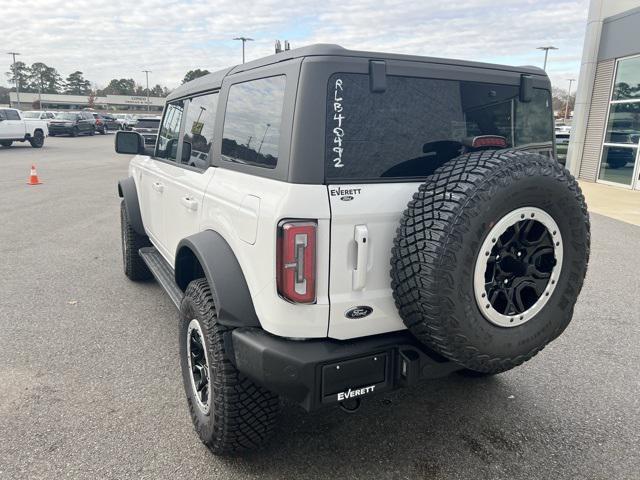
[391,150,590,374]
[29,130,44,148]
[0,140,12,147]
[180,278,280,455]
[120,201,152,281]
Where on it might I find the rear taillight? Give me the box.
[277,220,316,304]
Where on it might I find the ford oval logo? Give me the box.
[340,195,354,201]
[345,306,373,319]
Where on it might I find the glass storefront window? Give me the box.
[599,55,640,189]
[599,146,637,186]
[612,56,640,101]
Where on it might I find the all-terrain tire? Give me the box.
[180,278,280,455]
[391,150,590,374]
[29,130,45,148]
[120,201,152,281]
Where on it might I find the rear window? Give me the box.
[221,75,286,169]
[136,119,160,128]
[325,73,553,181]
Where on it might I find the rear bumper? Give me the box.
[230,328,462,411]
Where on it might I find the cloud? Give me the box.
[2,0,588,90]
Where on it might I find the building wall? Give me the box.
[579,58,615,181]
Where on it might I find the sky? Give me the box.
[2,0,589,91]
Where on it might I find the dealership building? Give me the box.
[568,0,640,191]
[8,91,165,114]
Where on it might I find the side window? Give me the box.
[181,92,219,169]
[0,110,6,121]
[6,110,20,120]
[156,100,185,161]
[221,75,286,169]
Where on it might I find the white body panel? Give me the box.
[326,183,420,339]
[0,109,48,139]
[131,156,332,338]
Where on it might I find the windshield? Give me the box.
[325,74,553,181]
[57,113,78,121]
[23,112,41,118]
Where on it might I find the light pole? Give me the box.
[233,37,254,64]
[142,70,151,112]
[564,78,576,122]
[537,46,558,71]
[7,52,21,108]
[258,123,271,154]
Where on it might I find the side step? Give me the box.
[139,247,183,309]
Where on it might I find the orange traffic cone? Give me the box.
[27,164,42,185]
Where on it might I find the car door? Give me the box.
[0,109,25,138]
[160,92,220,264]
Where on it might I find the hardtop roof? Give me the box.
[167,43,546,101]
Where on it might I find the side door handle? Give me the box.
[152,181,164,193]
[180,195,198,211]
[352,225,369,291]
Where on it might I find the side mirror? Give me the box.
[115,130,145,155]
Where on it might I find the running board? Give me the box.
[139,247,183,309]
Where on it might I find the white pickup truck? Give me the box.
[0,108,48,148]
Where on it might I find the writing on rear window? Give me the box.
[332,78,345,168]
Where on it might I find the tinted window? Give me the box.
[136,119,160,128]
[605,102,640,144]
[156,101,185,161]
[222,76,285,169]
[182,92,218,169]
[4,110,20,120]
[325,74,553,181]
[612,56,640,101]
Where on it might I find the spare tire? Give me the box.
[390,150,590,374]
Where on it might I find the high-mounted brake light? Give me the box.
[471,135,508,149]
[277,220,316,304]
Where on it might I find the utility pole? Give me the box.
[564,78,576,122]
[537,46,558,71]
[7,52,21,108]
[142,70,151,112]
[233,37,254,64]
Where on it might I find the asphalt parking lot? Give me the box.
[0,134,639,480]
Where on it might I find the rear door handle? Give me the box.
[352,225,369,290]
[180,195,198,211]
[152,181,164,193]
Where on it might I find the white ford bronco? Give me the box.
[0,108,48,148]
[114,44,590,454]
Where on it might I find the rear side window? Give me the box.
[156,100,185,161]
[4,109,20,120]
[325,73,553,181]
[221,76,286,169]
[182,92,218,169]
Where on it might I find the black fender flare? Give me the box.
[175,231,260,328]
[117,177,145,236]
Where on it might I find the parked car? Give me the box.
[48,111,96,137]
[92,113,120,134]
[113,113,136,130]
[555,124,571,164]
[22,110,57,126]
[114,44,590,455]
[0,108,47,148]
[131,117,160,145]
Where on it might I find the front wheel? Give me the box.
[120,201,152,281]
[180,278,280,455]
[29,131,45,148]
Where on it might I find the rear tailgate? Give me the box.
[327,183,419,339]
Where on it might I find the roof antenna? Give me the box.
[275,40,282,54]
[284,40,291,51]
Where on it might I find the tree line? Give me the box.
[2,64,212,104]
